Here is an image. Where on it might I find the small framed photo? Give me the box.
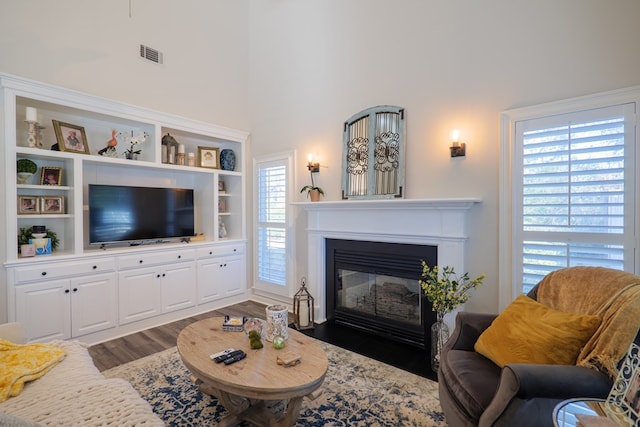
[18,195,40,214]
[218,179,225,193]
[41,196,64,214]
[40,167,62,185]
[218,198,227,213]
[197,146,220,169]
[53,120,90,154]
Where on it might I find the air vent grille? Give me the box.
[139,44,163,64]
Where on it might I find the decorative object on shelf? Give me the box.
[161,133,179,164]
[52,120,90,154]
[20,244,35,257]
[40,167,62,185]
[176,144,185,165]
[218,198,227,213]
[197,146,220,169]
[31,236,52,255]
[218,179,225,193]
[300,160,324,202]
[40,196,64,214]
[25,107,44,148]
[16,158,37,184]
[18,195,40,214]
[120,130,148,160]
[218,217,227,238]
[187,152,195,166]
[265,304,289,342]
[220,148,236,171]
[17,226,59,254]
[98,130,119,157]
[419,262,485,372]
[293,277,315,330]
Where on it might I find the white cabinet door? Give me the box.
[161,262,196,313]
[197,256,244,303]
[118,267,162,324]
[70,273,117,337]
[15,279,71,342]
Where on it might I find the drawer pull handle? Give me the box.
[157,274,161,278]
[209,251,213,255]
[73,288,78,292]
[64,289,70,294]
[139,260,144,264]
[233,249,237,252]
[41,272,47,276]
[178,255,181,259]
[92,265,97,269]
[162,273,166,277]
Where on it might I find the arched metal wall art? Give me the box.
[342,105,405,199]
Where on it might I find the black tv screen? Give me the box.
[88,184,195,245]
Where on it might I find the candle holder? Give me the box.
[26,120,40,148]
[293,277,315,330]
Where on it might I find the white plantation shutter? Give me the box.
[257,162,287,285]
[514,103,636,293]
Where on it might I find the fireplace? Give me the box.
[326,239,438,349]
[296,198,480,331]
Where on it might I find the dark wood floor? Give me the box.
[88,300,268,371]
[89,300,437,381]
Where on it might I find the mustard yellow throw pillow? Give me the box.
[474,295,601,367]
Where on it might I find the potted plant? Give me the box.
[419,263,485,371]
[18,226,59,253]
[300,170,324,202]
[17,158,37,184]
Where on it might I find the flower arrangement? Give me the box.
[120,130,149,159]
[419,262,485,313]
[300,169,324,199]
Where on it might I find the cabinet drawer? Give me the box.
[118,249,196,270]
[14,258,116,283]
[197,244,245,259]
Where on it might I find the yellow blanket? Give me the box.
[537,267,640,380]
[0,339,66,402]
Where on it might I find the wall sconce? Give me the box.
[449,129,466,158]
[307,153,320,172]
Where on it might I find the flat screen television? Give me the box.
[88,184,195,245]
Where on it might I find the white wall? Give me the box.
[0,0,249,130]
[2,1,640,317]
[247,0,640,313]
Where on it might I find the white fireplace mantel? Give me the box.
[295,198,482,323]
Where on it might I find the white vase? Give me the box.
[265,304,288,342]
[17,172,33,184]
[431,311,450,372]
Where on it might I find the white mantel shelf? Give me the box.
[296,197,482,323]
[293,198,481,210]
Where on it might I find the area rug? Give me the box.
[103,341,446,426]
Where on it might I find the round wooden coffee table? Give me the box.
[177,317,328,427]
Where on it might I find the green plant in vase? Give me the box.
[17,158,37,184]
[300,170,324,201]
[18,227,59,254]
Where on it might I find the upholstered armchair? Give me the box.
[438,266,640,427]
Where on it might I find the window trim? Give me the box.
[499,87,640,311]
[252,150,296,300]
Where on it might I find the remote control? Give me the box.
[210,348,235,361]
[213,349,244,363]
[224,350,246,365]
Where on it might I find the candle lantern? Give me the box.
[293,277,314,330]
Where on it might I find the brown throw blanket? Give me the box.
[537,266,640,380]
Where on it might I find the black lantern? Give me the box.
[293,277,314,330]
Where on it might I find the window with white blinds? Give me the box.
[513,103,636,293]
[254,152,294,298]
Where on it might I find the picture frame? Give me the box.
[52,120,90,154]
[197,146,220,169]
[40,167,62,186]
[218,179,225,193]
[604,342,640,424]
[218,198,227,213]
[40,196,64,214]
[18,195,40,214]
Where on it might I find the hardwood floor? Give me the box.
[89,300,436,382]
[88,300,268,371]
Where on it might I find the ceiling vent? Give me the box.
[139,44,163,64]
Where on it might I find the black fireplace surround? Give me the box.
[325,239,438,349]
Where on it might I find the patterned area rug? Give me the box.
[103,341,446,426]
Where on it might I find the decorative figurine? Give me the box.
[98,130,119,157]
